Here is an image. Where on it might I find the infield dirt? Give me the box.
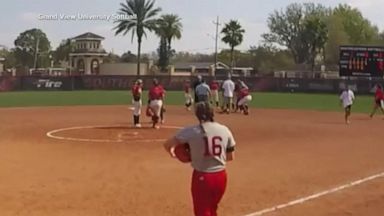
[1,106,384,216]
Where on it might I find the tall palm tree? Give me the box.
[114,0,161,76]
[155,14,182,71]
[221,20,245,73]
[156,14,183,52]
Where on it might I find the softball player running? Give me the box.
[369,84,384,118]
[340,86,355,124]
[164,101,236,216]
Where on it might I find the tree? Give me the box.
[156,14,182,53]
[52,39,74,64]
[303,15,328,72]
[114,0,161,77]
[120,50,137,62]
[333,4,380,45]
[218,49,242,66]
[104,52,121,63]
[324,14,349,66]
[155,14,182,71]
[157,37,169,71]
[221,20,245,73]
[262,3,330,65]
[0,47,17,69]
[14,28,51,68]
[172,52,214,63]
[248,45,295,74]
[323,4,382,67]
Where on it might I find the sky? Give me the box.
[0,0,383,55]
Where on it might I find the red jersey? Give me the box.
[210,81,219,91]
[184,83,191,93]
[239,88,249,99]
[149,85,165,100]
[375,88,384,100]
[131,84,142,101]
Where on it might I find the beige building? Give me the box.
[69,32,108,75]
[100,63,149,76]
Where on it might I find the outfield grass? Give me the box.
[0,90,375,113]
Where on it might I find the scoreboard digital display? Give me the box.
[339,45,384,77]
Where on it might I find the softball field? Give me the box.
[1,101,384,216]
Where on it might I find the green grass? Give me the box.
[0,91,375,113]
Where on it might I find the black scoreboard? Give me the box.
[339,45,384,77]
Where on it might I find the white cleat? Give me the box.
[134,124,142,128]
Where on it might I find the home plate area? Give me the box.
[46,124,182,143]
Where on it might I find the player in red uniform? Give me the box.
[164,101,236,216]
[234,80,249,112]
[237,86,252,115]
[184,80,193,110]
[131,79,143,127]
[369,84,384,118]
[210,80,220,107]
[148,79,165,129]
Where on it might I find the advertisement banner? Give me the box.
[0,75,381,94]
[21,77,72,90]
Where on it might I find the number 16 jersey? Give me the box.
[175,122,236,173]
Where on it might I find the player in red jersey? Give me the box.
[131,79,143,127]
[148,78,165,129]
[164,101,236,216]
[237,86,252,115]
[234,80,249,112]
[369,84,384,118]
[210,80,220,107]
[184,80,193,110]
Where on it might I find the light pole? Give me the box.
[213,16,220,78]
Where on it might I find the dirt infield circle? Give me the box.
[46,125,183,143]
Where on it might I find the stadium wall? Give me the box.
[0,75,383,94]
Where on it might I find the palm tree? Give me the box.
[155,14,182,71]
[221,20,245,74]
[114,0,161,76]
[156,14,183,52]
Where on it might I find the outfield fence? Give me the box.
[0,75,383,94]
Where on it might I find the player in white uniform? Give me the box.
[163,101,236,216]
[221,76,235,113]
[340,86,355,124]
